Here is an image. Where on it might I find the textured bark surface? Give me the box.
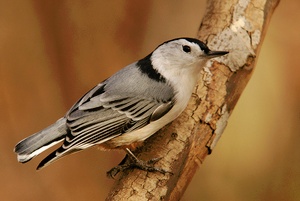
[106,0,280,200]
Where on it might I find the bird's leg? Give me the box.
[106,148,171,179]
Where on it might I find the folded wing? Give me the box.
[37,82,174,169]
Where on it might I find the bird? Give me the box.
[14,37,228,176]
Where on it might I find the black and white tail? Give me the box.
[14,117,68,164]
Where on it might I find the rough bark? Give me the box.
[106,0,280,200]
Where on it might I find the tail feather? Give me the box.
[14,117,68,163]
[36,147,83,170]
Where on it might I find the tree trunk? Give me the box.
[106,0,280,200]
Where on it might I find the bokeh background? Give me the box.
[1,1,299,200]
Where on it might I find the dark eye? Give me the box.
[182,45,191,53]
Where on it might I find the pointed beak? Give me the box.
[205,50,229,58]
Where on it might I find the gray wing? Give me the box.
[36,62,175,169]
[63,63,175,150]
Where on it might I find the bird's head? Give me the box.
[151,37,228,72]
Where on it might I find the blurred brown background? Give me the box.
[1,1,299,200]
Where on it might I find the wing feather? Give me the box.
[65,114,127,148]
[57,65,175,155]
[37,64,176,169]
[65,101,171,151]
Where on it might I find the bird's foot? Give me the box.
[106,148,171,179]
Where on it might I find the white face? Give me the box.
[151,38,209,70]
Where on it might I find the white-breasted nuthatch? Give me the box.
[14,38,228,174]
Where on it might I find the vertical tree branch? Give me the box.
[106,0,280,200]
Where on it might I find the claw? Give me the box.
[106,148,172,179]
